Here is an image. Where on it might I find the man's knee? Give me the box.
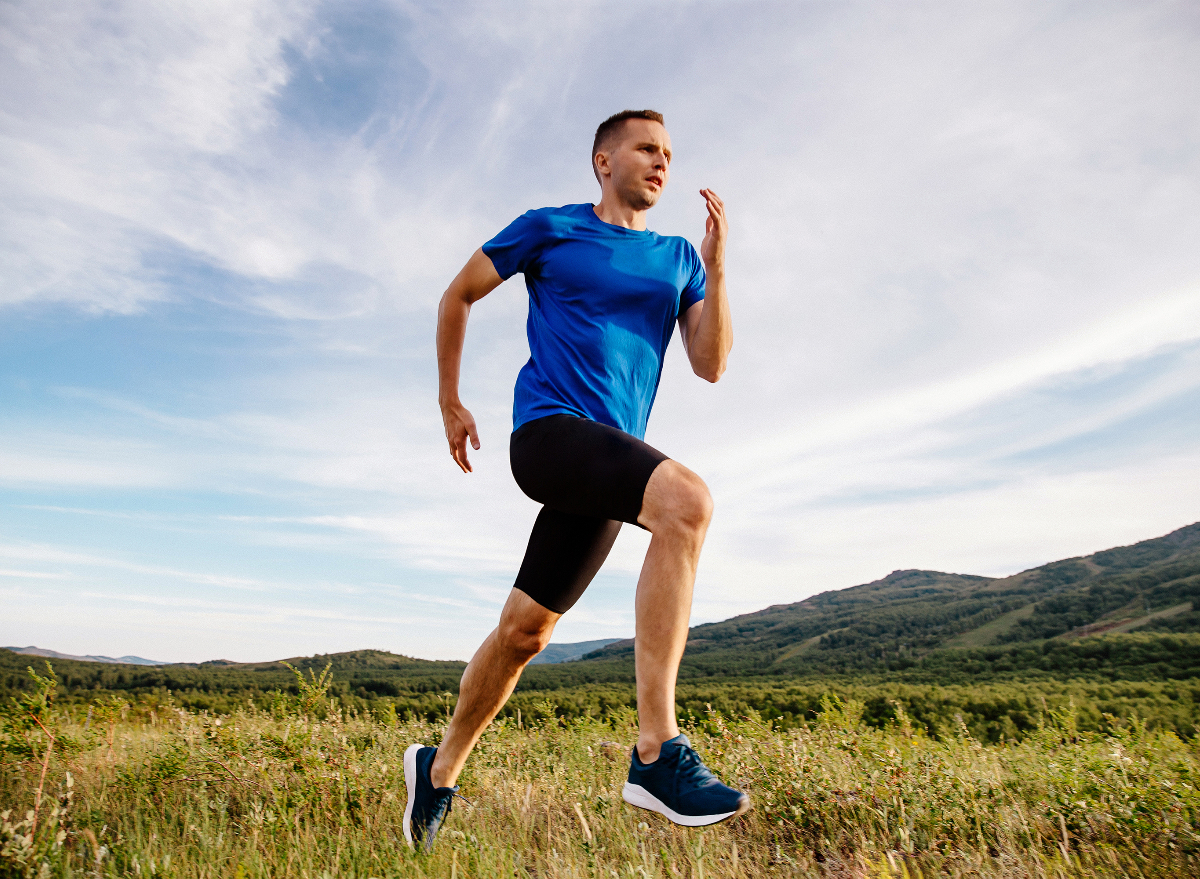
[497,612,554,661]
[678,473,714,531]
[642,461,713,535]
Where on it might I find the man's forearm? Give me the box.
[437,292,472,407]
[689,268,733,382]
[436,248,505,409]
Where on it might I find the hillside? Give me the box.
[4,522,1199,726]
[572,521,1200,682]
[0,647,466,715]
[528,638,623,665]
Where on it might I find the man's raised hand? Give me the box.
[699,188,726,270]
[442,401,480,473]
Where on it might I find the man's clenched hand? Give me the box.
[442,400,480,473]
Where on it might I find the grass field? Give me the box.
[3,666,1199,877]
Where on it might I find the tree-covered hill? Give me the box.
[0,647,466,714]
[578,520,1200,681]
[5,522,1199,719]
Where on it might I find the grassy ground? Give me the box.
[2,672,1198,877]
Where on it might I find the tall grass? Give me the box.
[2,667,1197,877]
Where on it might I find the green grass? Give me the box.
[3,668,1199,877]
[945,604,1036,649]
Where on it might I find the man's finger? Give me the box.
[701,191,725,218]
[465,420,481,451]
[705,202,725,233]
[451,435,473,473]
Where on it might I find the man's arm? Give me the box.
[437,247,504,472]
[680,189,732,383]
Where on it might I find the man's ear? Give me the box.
[594,149,611,179]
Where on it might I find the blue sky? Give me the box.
[2,0,1198,662]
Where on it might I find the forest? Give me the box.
[4,521,1199,742]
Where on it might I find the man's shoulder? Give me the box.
[495,203,589,240]
[652,233,702,265]
[653,232,698,251]
[513,203,592,223]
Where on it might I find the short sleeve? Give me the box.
[482,210,548,280]
[677,242,706,319]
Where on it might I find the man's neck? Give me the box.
[593,194,649,231]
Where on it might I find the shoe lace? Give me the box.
[675,745,717,790]
[425,790,453,828]
[429,791,471,823]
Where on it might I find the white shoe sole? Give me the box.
[622,782,750,827]
[402,743,423,848]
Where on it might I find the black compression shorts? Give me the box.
[509,414,669,613]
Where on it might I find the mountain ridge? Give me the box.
[528,638,623,665]
[3,645,166,666]
[4,522,1197,697]
[576,521,1200,679]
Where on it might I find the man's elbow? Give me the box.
[687,335,732,382]
[439,282,475,318]
[692,357,728,383]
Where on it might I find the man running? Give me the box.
[405,109,745,850]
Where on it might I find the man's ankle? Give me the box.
[429,751,455,789]
[635,740,660,764]
[636,733,676,765]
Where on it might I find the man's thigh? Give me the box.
[509,414,667,524]
[513,509,621,614]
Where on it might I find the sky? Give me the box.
[1,0,1198,663]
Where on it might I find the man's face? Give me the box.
[597,119,672,210]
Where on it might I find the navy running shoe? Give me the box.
[622,734,750,826]
[403,743,459,850]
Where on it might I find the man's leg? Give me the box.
[621,457,750,826]
[429,588,560,788]
[633,459,713,764]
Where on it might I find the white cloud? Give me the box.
[693,449,1200,623]
[698,287,1200,487]
[0,0,315,308]
[1,0,1198,661]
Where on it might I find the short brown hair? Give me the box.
[592,109,665,182]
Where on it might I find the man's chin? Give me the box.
[628,190,661,211]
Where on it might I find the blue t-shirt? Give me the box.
[483,203,706,440]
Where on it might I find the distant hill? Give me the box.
[4,645,166,666]
[4,522,1199,711]
[570,521,1200,682]
[529,639,623,665]
[0,647,467,716]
